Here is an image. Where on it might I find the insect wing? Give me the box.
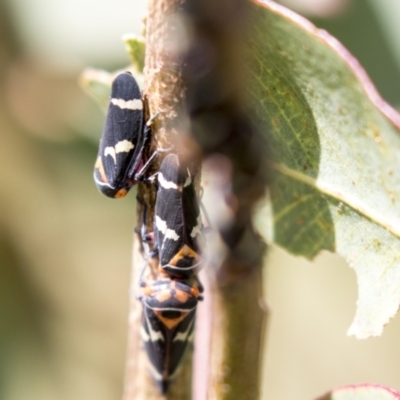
[155,154,202,278]
[94,72,144,198]
[141,306,196,392]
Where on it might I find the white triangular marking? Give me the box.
[115,140,134,153]
[156,216,179,241]
[104,146,116,163]
[140,325,150,342]
[173,318,194,342]
[145,312,164,342]
[158,173,178,189]
[190,215,202,238]
[111,98,143,110]
[184,173,192,187]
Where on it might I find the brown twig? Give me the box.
[123,0,269,398]
[179,0,269,398]
[122,0,195,399]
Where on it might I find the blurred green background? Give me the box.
[1,0,400,399]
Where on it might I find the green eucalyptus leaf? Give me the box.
[250,0,400,338]
[79,67,143,113]
[122,33,145,73]
[79,68,113,112]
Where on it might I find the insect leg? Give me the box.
[136,200,158,287]
[134,145,173,183]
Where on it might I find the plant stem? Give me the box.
[123,0,269,398]
[206,261,267,400]
[179,0,269,398]
[122,0,194,398]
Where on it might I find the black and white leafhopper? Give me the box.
[154,154,203,279]
[139,277,201,393]
[94,71,153,198]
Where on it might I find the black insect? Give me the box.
[153,153,203,279]
[139,277,201,393]
[136,154,205,392]
[94,71,154,198]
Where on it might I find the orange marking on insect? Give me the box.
[174,288,191,303]
[142,285,153,296]
[190,286,200,297]
[95,157,108,183]
[168,245,199,266]
[157,268,170,278]
[114,188,128,198]
[154,310,189,329]
[155,290,173,303]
